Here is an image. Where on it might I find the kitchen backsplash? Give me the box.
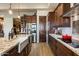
[58,27,72,35]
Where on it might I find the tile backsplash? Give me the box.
[58,27,72,35]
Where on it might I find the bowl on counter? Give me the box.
[58,34,72,43]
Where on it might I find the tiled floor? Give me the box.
[29,43,54,56]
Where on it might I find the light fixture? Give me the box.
[18,15,20,19]
[17,5,20,19]
[8,3,13,15]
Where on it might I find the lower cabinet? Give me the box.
[27,36,32,55]
[48,35,57,55]
[56,41,73,56]
[3,36,32,56]
[3,44,32,56]
[48,35,78,56]
[18,45,28,56]
[3,44,18,56]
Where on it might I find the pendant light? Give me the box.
[17,4,20,19]
[18,8,20,19]
[8,3,13,15]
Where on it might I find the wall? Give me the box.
[36,10,49,43]
[58,27,72,36]
[0,12,13,39]
[4,15,13,39]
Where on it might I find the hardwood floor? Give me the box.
[29,43,54,56]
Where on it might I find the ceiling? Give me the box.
[0,3,58,12]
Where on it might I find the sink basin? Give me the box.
[69,43,79,48]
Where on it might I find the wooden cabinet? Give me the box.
[48,12,55,33]
[25,16,36,23]
[56,41,73,56]
[27,36,32,55]
[54,3,70,27]
[55,3,70,16]
[3,44,18,56]
[3,44,29,56]
[18,45,28,56]
[48,12,55,22]
[63,3,71,14]
[0,17,4,37]
[19,35,32,56]
[39,16,46,42]
[48,3,71,27]
[48,35,78,56]
[31,16,36,23]
[48,35,56,55]
[25,16,31,23]
[51,37,57,55]
[3,35,33,56]
[62,17,70,27]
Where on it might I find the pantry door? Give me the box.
[39,16,46,42]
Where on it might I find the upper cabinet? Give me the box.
[48,3,71,28]
[55,3,70,16]
[48,12,55,22]
[31,16,36,23]
[55,4,63,16]
[63,4,79,17]
[48,12,55,33]
[25,15,36,23]
[63,3,71,15]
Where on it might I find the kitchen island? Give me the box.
[0,34,33,56]
[49,34,79,56]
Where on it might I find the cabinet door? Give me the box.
[48,35,52,48]
[56,41,73,56]
[3,45,18,56]
[62,17,70,27]
[54,3,70,27]
[39,16,46,42]
[26,16,32,23]
[48,35,51,45]
[73,53,78,56]
[48,36,57,55]
[52,38,57,55]
[31,16,36,23]
[48,12,55,33]
[63,3,70,14]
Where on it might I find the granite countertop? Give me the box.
[49,34,79,56]
[0,34,32,56]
